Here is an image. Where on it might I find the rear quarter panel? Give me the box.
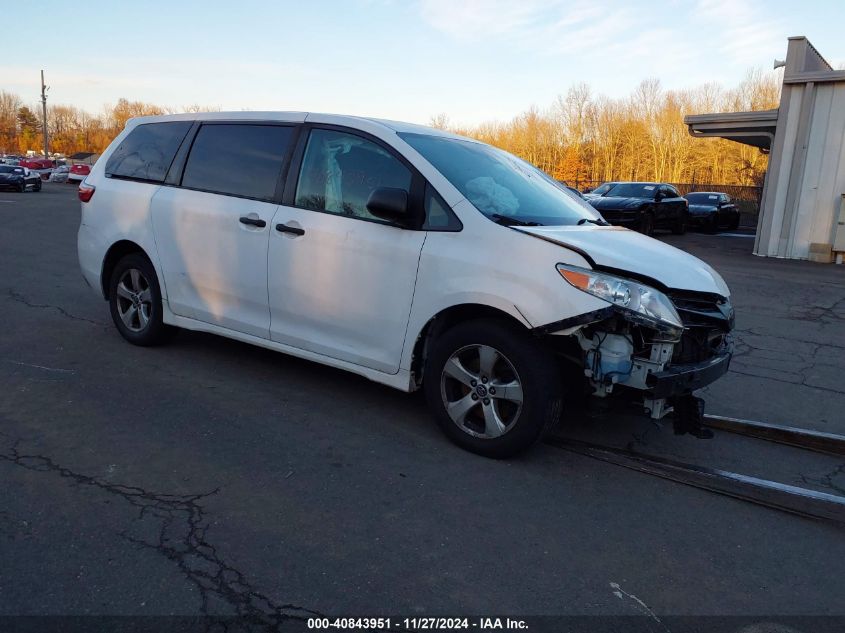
[78,125,166,300]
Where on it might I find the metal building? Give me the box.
[685,37,845,262]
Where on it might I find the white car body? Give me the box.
[78,112,733,452]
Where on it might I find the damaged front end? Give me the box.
[543,265,734,435]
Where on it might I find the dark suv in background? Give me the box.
[684,191,740,232]
[587,182,688,236]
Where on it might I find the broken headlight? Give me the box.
[557,264,683,340]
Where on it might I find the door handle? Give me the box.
[239,216,266,228]
[275,223,305,236]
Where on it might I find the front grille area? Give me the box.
[668,291,733,364]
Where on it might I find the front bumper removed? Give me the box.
[646,350,732,399]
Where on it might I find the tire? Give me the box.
[108,253,170,346]
[727,215,740,231]
[671,214,687,235]
[33,180,41,192]
[17,182,25,193]
[423,318,563,458]
[638,212,654,236]
[706,213,718,234]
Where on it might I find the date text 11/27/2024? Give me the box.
[307,618,529,630]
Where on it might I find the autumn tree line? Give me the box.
[433,69,781,188]
[0,94,219,157]
[2,69,778,186]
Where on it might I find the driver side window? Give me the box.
[295,129,412,222]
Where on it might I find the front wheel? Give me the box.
[671,214,687,235]
[33,180,41,192]
[17,182,25,193]
[423,319,562,458]
[638,212,654,236]
[108,253,171,346]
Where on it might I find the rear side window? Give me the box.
[105,121,192,182]
[181,124,294,201]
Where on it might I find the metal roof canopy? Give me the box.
[684,109,778,151]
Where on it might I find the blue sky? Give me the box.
[5,0,844,125]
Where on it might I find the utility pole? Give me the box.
[40,70,49,159]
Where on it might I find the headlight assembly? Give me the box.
[557,264,683,340]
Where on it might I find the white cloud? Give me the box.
[695,0,785,66]
[418,0,601,43]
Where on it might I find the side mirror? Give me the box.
[366,187,411,225]
[655,191,666,201]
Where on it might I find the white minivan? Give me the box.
[77,112,734,457]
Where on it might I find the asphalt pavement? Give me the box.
[1,184,843,629]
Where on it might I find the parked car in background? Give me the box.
[0,165,42,192]
[583,181,619,200]
[68,164,91,183]
[50,165,70,183]
[78,112,733,457]
[20,158,54,180]
[587,182,688,236]
[684,192,740,232]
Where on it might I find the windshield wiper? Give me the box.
[577,218,610,226]
[491,214,543,227]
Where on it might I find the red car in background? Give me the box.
[20,158,55,180]
[68,164,91,183]
[20,158,54,170]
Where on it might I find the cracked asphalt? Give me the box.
[1,184,844,627]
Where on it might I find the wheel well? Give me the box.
[100,241,148,299]
[409,304,528,388]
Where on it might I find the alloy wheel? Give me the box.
[440,344,524,439]
[115,268,153,332]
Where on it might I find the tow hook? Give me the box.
[671,394,714,439]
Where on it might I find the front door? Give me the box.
[267,127,426,374]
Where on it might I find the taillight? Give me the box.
[78,182,95,203]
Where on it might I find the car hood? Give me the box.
[589,196,650,211]
[516,225,730,296]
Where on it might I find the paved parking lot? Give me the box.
[1,184,844,626]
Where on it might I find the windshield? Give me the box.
[400,133,604,226]
[0,165,20,174]
[606,183,658,199]
[591,183,613,195]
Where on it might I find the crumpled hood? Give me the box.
[516,225,730,296]
[589,196,648,211]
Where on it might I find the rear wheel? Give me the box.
[727,214,740,231]
[424,319,562,458]
[706,213,719,233]
[108,253,171,346]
